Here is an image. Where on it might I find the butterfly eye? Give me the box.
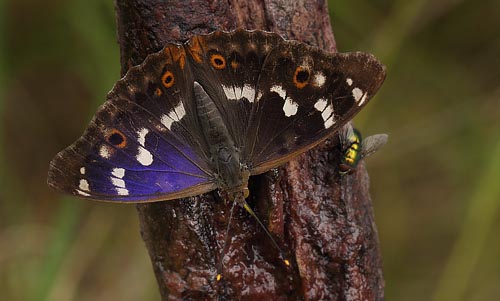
[106,129,127,148]
[293,67,310,89]
[210,54,226,69]
[161,70,175,88]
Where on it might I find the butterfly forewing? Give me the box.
[245,41,386,174]
[48,43,218,202]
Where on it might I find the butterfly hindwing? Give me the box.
[245,41,386,174]
[48,44,218,202]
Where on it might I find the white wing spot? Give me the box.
[346,78,353,86]
[322,107,335,128]
[116,188,129,196]
[137,128,149,146]
[137,148,153,166]
[80,167,85,175]
[222,85,237,99]
[358,93,368,106]
[161,101,186,130]
[111,168,128,195]
[222,84,256,102]
[314,98,335,129]
[271,85,299,117]
[241,84,256,103]
[314,98,327,111]
[313,72,326,87]
[112,168,125,178]
[271,85,286,99]
[99,145,112,159]
[79,179,89,191]
[352,87,363,102]
[136,128,153,166]
[111,177,126,188]
[283,98,298,117]
[352,87,368,106]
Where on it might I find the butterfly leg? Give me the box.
[216,199,238,282]
[236,194,291,268]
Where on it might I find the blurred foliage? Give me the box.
[1,0,499,300]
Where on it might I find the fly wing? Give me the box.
[360,134,389,159]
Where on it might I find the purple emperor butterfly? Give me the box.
[48,29,385,208]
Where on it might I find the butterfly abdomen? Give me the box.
[193,81,249,195]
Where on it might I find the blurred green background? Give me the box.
[1,0,499,300]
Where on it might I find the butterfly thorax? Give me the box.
[193,81,250,197]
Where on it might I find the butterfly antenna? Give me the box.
[237,195,291,268]
[216,199,238,282]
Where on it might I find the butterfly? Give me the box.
[338,124,388,174]
[48,29,386,203]
[47,29,386,280]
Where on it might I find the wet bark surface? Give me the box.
[115,0,384,300]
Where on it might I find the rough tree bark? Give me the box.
[115,0,384,300]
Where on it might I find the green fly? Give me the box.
[338,124,388,174]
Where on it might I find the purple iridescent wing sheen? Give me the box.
[48,44,217,202]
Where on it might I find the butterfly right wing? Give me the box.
[48,44,217,202]
[245,41,386,175]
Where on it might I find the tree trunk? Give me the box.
[115,0,384,300]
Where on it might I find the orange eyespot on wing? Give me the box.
[161,70,175,88]
[293,67,310,89]
[155,87,163,96]
[231,60,239,69]
[106,128,127,148]
[210,54,226,69]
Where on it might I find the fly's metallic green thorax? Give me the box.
[193,82,249,197]
[340,127,362,173]
[339,124,388,174]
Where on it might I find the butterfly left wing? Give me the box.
[244,41,386,174]
[48,44,218,202]
[47,99,218,202]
